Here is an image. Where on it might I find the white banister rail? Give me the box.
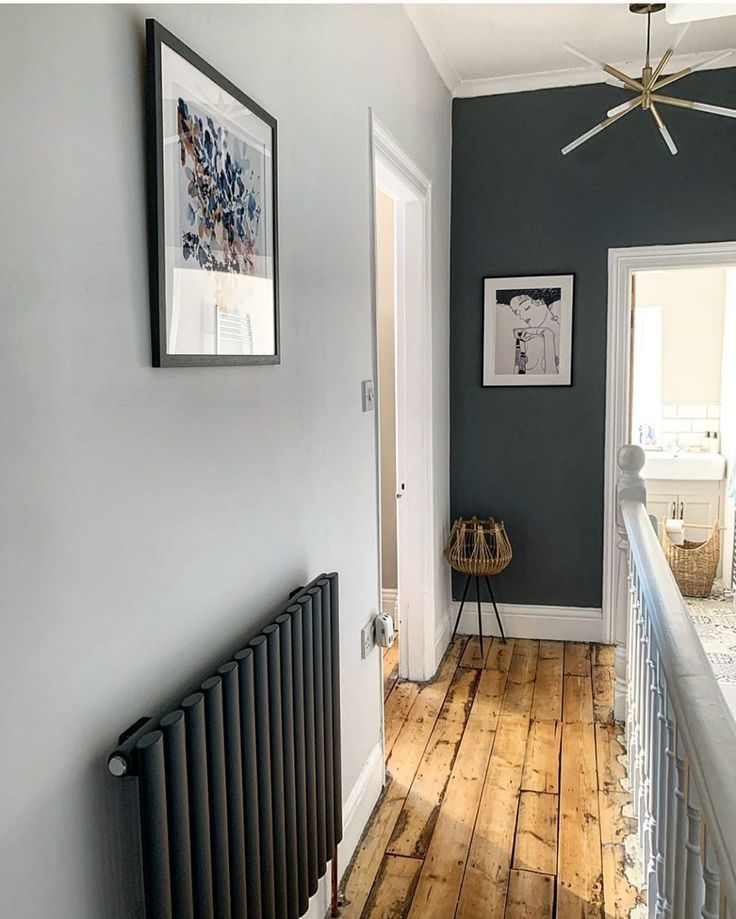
[617,444,736,917]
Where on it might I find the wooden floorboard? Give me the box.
[341,638,637,919]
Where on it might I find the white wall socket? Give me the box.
[360,618,376,658]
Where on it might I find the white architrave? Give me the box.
[603,240,736,719]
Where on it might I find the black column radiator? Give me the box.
[108,573,343,919]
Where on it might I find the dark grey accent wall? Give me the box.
[450,69,736,608]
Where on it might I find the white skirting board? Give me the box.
[304,740,384,918]
[442,601,604,644]
[381,588,398,617]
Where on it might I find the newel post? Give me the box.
[613,444,647,721]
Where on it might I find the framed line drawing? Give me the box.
[147,19,279,366]
[482,274,574,386]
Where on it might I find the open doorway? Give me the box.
[370,116,436,734]
[603,242,736,716]
[375,186,401,705]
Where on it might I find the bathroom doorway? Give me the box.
[629,266,732,567]
[603,243,736,674]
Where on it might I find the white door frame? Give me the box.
[603,241,736,714]
[370,113,436,682]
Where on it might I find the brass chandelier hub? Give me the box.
[560,4,736,156]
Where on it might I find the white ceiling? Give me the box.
[404,3,736,96]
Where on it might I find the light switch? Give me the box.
[361,380,375,413]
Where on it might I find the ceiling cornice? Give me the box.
[403,4,735,99]
[454,49,736,98]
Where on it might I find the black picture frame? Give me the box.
[146,19,280,367]
[481,273,575,387]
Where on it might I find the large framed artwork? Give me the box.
[146,20,279,367]
[482,274,574,386]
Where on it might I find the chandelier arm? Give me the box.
[649,102,678,155]
[652,49,734,92]
[651,49,674,85]
[603,64,645,93]
[563,43,643,91]
[651,23,691,84]
[608,96,642,118]
[651,93,736,119]
[561,98,643,156]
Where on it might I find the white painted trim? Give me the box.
[304,741,384,919]
[449,601,604,643]
[453,51,735,98]
[403,4,459,94]
[603,241,736,652]
[381,588,398,618]
[371,113,437,685]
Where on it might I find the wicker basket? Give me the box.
[662,521,720,599]
[444,516,512,577]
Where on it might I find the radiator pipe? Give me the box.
[201,676,231,919]
[180,692,214,919]
[218,661,247,919]
[285,603,310,916]
[249,635,276,919]
[275,613,301,919]
[136,730,173,919]
[159,710,194,919]
[233,647,262,919]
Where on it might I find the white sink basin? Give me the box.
[642,451,726,481]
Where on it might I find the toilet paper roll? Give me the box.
[665,518,685,546]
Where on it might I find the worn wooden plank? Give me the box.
[384,640,400,701]
[455,716,530,919]
[563,674,594,724]
[593,643,615,669]
[531,656,563,721]
[508,639,540,684]
[598,791,636,847]
[486,637,516,672]
[564,642,592,677]
[384,681,420,756]
[595,723,627,791]
[460,634,490,669]
[601,844,640,919]
[387,667,479,858]
[505,869,555,919]
[341,639,463,919]
[538,640,565,662]
[501,678,535,722]
[521,720,561,794]
[361,854,422,919]
[406,665,498,919]
[341,785,406,919]
[592,660,615,724]
[514,791,558,876]
[558,721,604,918]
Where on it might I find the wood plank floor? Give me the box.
[342,636,641,919]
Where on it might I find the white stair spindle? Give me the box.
[685,769,705,918]
[702,828,720,919]
[673,729,688,919]
[663,689,677,919]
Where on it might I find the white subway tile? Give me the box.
[691,419,720,434]
[662,404,678,419]
[708,404,721,419]
[678,404,707,419]
[678,433,704,447]
[660,419,692,433]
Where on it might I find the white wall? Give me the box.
[0,6,451,917]
[635,267,726,405]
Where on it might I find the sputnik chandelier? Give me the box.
[561,3,735,155]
